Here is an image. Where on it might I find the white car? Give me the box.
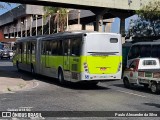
[123,58,160,93]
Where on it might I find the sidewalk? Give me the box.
[0,76,35,93]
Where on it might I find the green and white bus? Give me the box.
[13,31,122,84]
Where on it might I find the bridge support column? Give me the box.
[94,15,102,31]
[93,9,108,31]
[82,24,86,30]
[120,18,125,43]
[120,18,125,36]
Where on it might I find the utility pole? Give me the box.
[57,10,59,33]
[49,14,51,34]
[25,18,27,37]
[78,10,81,25]
[42,15,44,35]
[21,21,23,37]
[36,15,38,36]
[30,15,33,36]
[13,27,15,38]
[66,9,69,31]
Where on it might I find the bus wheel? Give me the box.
[123,77,130,88]
[16,61,20,71]
[58,70,65,85]
[31,65,35,76]
[151,82,159,94]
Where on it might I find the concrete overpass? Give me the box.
[0,0,152,35]
[0,0,152,10]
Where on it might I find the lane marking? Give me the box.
[116,90,146,98]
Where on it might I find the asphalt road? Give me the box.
[0,59,160,120]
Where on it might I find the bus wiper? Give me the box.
[88,52,119,56]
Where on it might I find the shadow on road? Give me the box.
[35,75,110,90]
[144,103,160,108]
[112,83,157,94]
[0,60,109,90]
[0,60,34,81]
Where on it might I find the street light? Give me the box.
[57,10,59,33]
[66,9,69,31]
[30,15,33,36]
[49,14,51,34]
[25,19,27,37]
[21,21,24,37]
[78,10,81,25]
[36,15,38,36]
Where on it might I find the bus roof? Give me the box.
[16,31,120,42]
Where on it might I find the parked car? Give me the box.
[0,50,10,59]
[123,58,160,93]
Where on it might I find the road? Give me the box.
[0,60,160,120]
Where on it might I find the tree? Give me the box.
[44,6,67,33]
[137,0,160,36]
[128,1,160,37]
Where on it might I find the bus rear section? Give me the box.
[80,33,122,81]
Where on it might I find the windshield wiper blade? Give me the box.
[87,52,119,56]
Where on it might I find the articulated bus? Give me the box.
[127,41,160,68]
[13,31,122,84]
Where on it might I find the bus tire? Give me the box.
[16,61,21,72]
[151,82,159,94]
[31,64,35,76]
[123,77,130,88]
[58,69,65,85]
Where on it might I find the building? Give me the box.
[0,4,114,45]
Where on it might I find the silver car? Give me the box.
[0,50,10,59]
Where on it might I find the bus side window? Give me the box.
[51,41,58,55]
[57,40,63,55]
[71,38,81,56]
[31,42,36,55]
[46,41,51,55]
[63,40,69,56]
[41,41,46,55]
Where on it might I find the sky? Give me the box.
[0,2,18,15]
[0,2,137,33]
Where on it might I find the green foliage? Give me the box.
[44,6,67,32]
[128,1,160,37]
[136,1,160,21]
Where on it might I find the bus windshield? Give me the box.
[85,34,120,55]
